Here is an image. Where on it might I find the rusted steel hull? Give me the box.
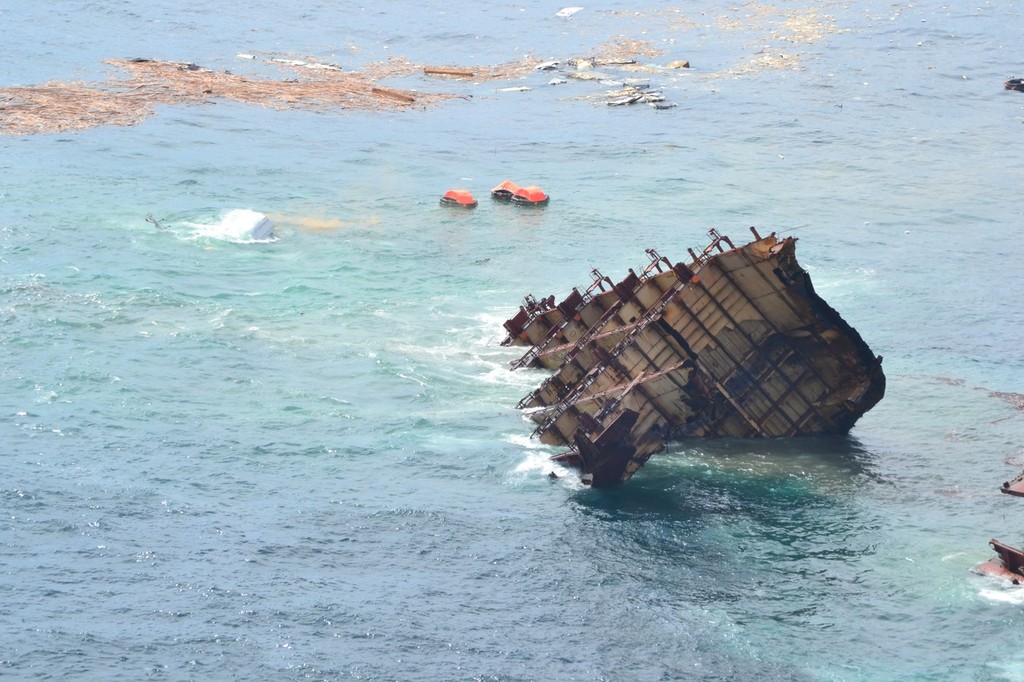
[976,540,1024,584]
[503,228,886,486]
[1002,471,1024,497]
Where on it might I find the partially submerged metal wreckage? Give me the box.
[976,474,1024,584]
[502,228,886,486]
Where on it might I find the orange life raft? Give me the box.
[511,185,549,206]
[490,180,520,202]
[440,189,478,208]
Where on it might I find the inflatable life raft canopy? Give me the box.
[511,185,549,206]
[491,180,519,201]
[440,189,478,208]
[491,181,549,205]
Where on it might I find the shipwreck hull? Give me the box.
[503,228,885,486]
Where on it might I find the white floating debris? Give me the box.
[601,84,677,109]
[305,62,343,71]
[269,58,342,71]
[236,53,257,60]
[176,209,276,243]
[535,61,560,71]
[548,78,567,86]
[607,95,642,106]
[218,209,274,240]
[497,86,531,92]
[249,214,275,240]
[556,7,583,18]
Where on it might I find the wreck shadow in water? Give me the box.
[566,433,882,522]
[562,434,887,615]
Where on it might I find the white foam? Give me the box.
[506,433,545,451]
[505,434,585,485]
[979,587,1024,604]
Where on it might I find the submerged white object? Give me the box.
[250,215,274,240]
[220,208,274,240]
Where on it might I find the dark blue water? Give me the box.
[3,2,1024,679]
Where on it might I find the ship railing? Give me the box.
[530,273,690,439]
[643,248,673,277]
[510,288,587,369]
[687,228,737,268]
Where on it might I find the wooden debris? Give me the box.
[0,52,554,135]
[0,57,454,135]
[371,87,416,104]
[424,67,476,78]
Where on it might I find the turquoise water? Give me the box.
[3,2,1024,679]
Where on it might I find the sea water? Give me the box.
[2,1,1024,680]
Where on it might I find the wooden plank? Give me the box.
[424,67,475,77]
[370,87,415,103]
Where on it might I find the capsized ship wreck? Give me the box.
[502,228,886,486]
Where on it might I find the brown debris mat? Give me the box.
[594,39,665,62]
[0,7,839,137]
[0,56,538,136]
